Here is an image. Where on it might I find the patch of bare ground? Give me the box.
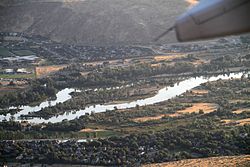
[151,64,162,67]
[190,89,209,95]
[131,103,216,123]
[132,113,182,123]
[177,103,217,114]
[233,109,250,114]
[80,72,90,76]
[35,65,67,77]
[154,54,187,62]
[133,115,166,123]
[222,118,250,126]
[191,60,207,66]
[143,155,250,167]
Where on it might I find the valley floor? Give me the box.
[1,34,250,166]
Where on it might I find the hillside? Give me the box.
[0,0,189,45]
[144,155,250,167]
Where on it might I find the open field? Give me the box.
[176,103,217,114]
[78,130,120,138]
[154,54,187,62]
[0,73,35,79]
[12,50,35,56]
[132,113,182,123]
[0,46,13,57]
[132,114,166,123]
[143,155,250,167]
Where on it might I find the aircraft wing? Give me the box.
[175,0,250,42]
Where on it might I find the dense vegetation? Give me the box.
[0,79,57,109]
[51,52,250,90]
[52,62,196,89]
[1,124,249,166]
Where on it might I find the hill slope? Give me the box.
[144,155,250,167]
[0,0,188,45]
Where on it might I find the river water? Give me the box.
[0,72,246,124]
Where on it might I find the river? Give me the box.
[0,72,247,124]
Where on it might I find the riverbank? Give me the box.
[0,71,247,124]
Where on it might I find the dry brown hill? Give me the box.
[0,0,189,45]
[143,155,250,167]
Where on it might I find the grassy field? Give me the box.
[13,50,35,56]
[0,73,36,79]
[132,114,166,123]
[0,47,13,57]
[154,54,187,62]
